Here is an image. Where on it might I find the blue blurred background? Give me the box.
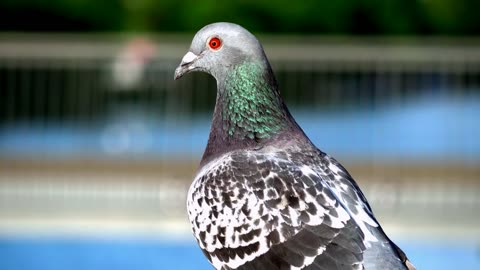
[0,1,479,269]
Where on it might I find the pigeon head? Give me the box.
[174,22,269,83]
[174,22,305,164]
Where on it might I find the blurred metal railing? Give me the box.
[1,34,479,161]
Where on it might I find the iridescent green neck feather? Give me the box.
[201,60,301,166]
[221,62,286,140]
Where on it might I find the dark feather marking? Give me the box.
[241,203,250,216]
[306,202,317,215]
[270,243,305,267]
[252,180,266,189]
[201,248,212,262]
[199,231,206,244]
[287,194,300,209]
[265,197,283,208]
[240,228,261,243]
[298,211,311,223]
[218,235,226,246]
[266,189,277,198]
[254,189,264,200]
[260,169,270,178]
[267,229,280,245]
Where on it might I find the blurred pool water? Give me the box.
[0,237,478,270]
[0,92,479,162]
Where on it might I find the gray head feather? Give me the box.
[174,22,269,83]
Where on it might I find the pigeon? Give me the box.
[174,22,415,270]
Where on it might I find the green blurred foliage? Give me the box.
[0,0,479,34]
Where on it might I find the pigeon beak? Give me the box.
[174,51,198,80]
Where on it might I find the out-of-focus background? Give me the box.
[0,1,479,269]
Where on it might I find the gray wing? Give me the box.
[317,153,415,270]
[188,150,413,270]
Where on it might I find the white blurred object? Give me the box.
[101,122,153,155]
[111,37,157,90]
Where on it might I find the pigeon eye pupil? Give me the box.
[209,37,222,50]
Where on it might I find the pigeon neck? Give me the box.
[221,61,288,138]
[201,61,299,165]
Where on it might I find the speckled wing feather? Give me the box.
[187,148,386,270]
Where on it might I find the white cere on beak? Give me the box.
[181,51,198,65]
[174,51,200,80]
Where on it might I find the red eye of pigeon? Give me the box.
[208,37,222,50]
